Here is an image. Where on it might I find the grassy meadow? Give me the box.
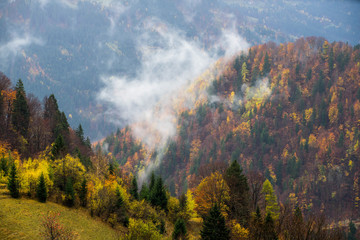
[0,184,119,240]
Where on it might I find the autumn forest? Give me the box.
[0,36,360,239]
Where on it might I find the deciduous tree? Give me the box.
[262,179,280,220]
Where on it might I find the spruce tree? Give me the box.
[51,134,66,160]
[263,213,277,240]
[149,171,156,192]
[224,160,250,226]
[12,79,30,136]
[7,163,20,198]
[75,124,84,142]
[79,178,87,207]
[200,204,230,240]
[139,183,149,201]
[250,206,263,240]
[64,177,75,207]
[130,176,139,200]
[150,176,168,211]
[173,218,187,240]
[37,173,47,203]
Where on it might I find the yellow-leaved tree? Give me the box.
[195,172,230,217]
[20,158,53,197]
[53,154,86,192]
[262,179,280,220]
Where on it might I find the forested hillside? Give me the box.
[100,37,360,221]
[2,0,359,140]
[1,37,360,239]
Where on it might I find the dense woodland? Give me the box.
[1,37,360,239]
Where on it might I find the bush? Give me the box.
[125,218,161,240]
[40,211,78,240]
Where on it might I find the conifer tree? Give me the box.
[12,79,30,136]
[130,176,139,200]
[37,172,47,203]
[200,204,230,240]
[7,163,20,198]
[64,177,75,207]
[140,183,149,201]
[173,218,187,240]
[79,178,87,207]
[76,124,84,142]
[149,171,156,192]
[262,52,271,76]
[263,213,277,240]
[224,160,250,226]
[250,206,263,240]
[51,134,66,160]
[262,179,280,219]
[150,176,168,211]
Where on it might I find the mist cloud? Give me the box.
[0,33,43,69]
[98,19,216,147]
[97,19,250,182]
[97,20,250,143]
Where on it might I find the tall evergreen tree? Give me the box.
[64,177,75,207]
[139,183,149,201]
[36,172,47,203]
[263,213,277,240]
[200,204,230,240]
[79,178,87,207]
[12,79,30,136]
[224,160,250,226]
[51,134,66,160]
[7,163,20,198]
[173,218,188,240]
[130,176,139,200]
[150,176,168,211]
[76,124,84,142]
[250,206,263,240]
[44,94,69,143]
[149,171,156,192]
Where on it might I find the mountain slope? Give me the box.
[1,0,359,139]
[101,37,360,221]
[0,185,118,239]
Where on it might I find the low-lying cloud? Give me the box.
[97,18,249,181]
[98,19,216,146]
[0,33,43,69]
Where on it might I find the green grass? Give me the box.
[0,185,119,240]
